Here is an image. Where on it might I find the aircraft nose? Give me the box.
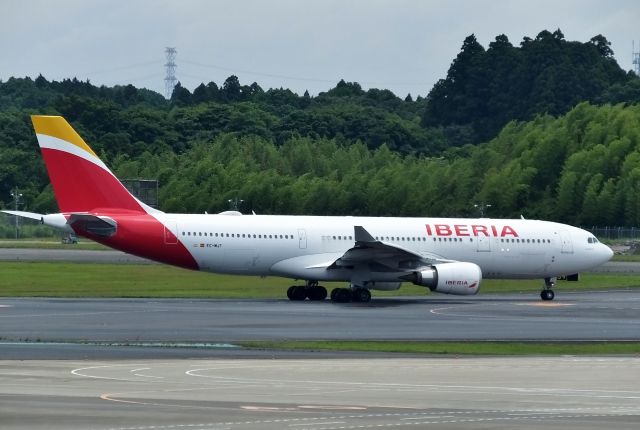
[602,244,614,262]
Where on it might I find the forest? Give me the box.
[1,30,640,233]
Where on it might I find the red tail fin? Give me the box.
[32,116,146,214]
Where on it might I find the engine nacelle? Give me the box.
[410,262,481,295]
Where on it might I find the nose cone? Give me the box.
[599,244,614,264]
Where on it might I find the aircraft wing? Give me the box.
[328,226,453,271]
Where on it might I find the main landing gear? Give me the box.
[286,282,372,303]
[330,286,371,303]
[286,281,327,301]
[540,277,555,301]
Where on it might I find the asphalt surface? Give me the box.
[0,247,153,264]
[1,291,639,356]
[2,247,640,429]
[1,357,638,430]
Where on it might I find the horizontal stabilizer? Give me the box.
[1,210,44,221]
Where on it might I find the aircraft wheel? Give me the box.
[352,288,371,303]
[288,285,307,301]
[540,289,555,301]
[307,286,327,301]
[331,288,352,303]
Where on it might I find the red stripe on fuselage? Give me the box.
[41,148,143,213]
[72,213,199,270]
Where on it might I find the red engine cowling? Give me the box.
[411,262,481,295]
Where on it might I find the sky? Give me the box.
[1,0,639,98]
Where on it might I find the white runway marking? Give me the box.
[61,358,640,430]
[130,367,164,379]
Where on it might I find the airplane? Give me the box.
[3,116,613,303]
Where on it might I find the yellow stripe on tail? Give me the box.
[31,115,97,157]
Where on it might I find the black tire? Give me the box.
[290,285,307,301]
[308,286,327,301]
[540,290,555,301]
[332,288,352,303]
[330,288,339,301]
[353,288,371,303]
[287,286,296,300]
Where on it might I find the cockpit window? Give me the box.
[588,237,599,244]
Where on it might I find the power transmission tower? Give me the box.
[164,47,177,99]
[633,41,640,76]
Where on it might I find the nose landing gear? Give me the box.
[540,277,555,301]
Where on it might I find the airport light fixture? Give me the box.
[228,198,244,211]
[10,189,23,239]
[474,203,491,218]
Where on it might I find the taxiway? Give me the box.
[0,291,639,357]
[1,357,638,430]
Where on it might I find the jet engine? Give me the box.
[408,262,481,295]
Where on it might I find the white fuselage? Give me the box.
[158,214,612,281]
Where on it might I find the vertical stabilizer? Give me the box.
[31,115,146,213]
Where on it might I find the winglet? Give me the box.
[354,226,376,243]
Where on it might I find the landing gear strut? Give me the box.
[540,277,555,301]
[286,281,327,301]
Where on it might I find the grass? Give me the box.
[0,239,108,250]
[611,253,640,262]
[0,261,639,298]
[239,340,640,355]
[0,262,292,298]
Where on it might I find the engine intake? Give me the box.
[410,262,482,295]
